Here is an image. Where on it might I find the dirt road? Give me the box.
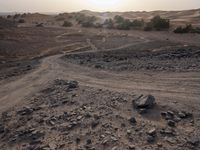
[0,29,200,113]
[0,51,199,113]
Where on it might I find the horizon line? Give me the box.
[0,7,200,14]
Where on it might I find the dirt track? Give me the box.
[0,27,200,113]
[0,28,200,149]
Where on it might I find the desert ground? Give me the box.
[0,12,200,150]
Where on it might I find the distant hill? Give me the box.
[0,8,199,27]
[79,9,200,27]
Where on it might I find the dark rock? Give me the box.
[167,111,174,117]
[14,128,45,142]
[167,120,175,127]
[161,111,167,117]
[147,135,155,143]
[17,106,33,115]
[91,120,100,129]
[173,116,181,122]
[160,128,175,136]
[86,139,92,145]
[67,80,79,89]
[133,95,156,109]
[129,145,135,150]
[54,79,78,89]
[147,128,156,136]
[178,112,186,118]
[0,123,5,134]
[129,117,137,125]
[76,138,81,144]
[188,138,199,146]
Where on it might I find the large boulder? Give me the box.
[133,94,156,109]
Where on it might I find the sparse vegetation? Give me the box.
[104,18,114,29]
[18,19,25,23]
[55,16,65,21]
[7,15,12,19]
[174,24,200,34]
[80,16,97,27]
[63,21,73,27]
[13,14,21,19]
[131,19,145,28]
[116,19,132,30]
[148,15,170,31]
[144,22,153,31]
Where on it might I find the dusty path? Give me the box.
[0,29,200,113]
[0,52,199,113]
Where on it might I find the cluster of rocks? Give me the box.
[160,110,194,128]
[64,46,200,72]
[0,60,38,81]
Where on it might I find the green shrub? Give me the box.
[116,19,132,30]
[113,15,132,30]
[79,16,97,28]
[56,17,65,21]
[13,14,20,19]
[94,23,103,28]
[131,19,144,28]
[174,24,200,34]
[104,19,114,29]
[144,22,153,31]
[150,15,170,30]
[114,15,124,24]
[63,21,73,27]
[7,15,12,19]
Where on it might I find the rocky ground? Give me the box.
[63,43,200,72]
[0,59,39,81]
[0,79,199,150]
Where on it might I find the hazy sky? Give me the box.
[0,0,200,12]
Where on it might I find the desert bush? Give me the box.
[114,15,124,24]
[144,22,153,31]
[80,16,97,27]
[21,13,27,18]
[116,19,132,30]
[18,19,25,23]
[13,14,20,19]
[56,17,65,21]
[104,19,114,29]
[191,27,200,34]
[174,24,200,34]
[75,13,86,24]
[63,21,73,27]
[131,19,144,28]
[150,15,170,30]
[94,23,103,28]
[113,15,132,30]
[7,15,12,19]
[174,24,192,33]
